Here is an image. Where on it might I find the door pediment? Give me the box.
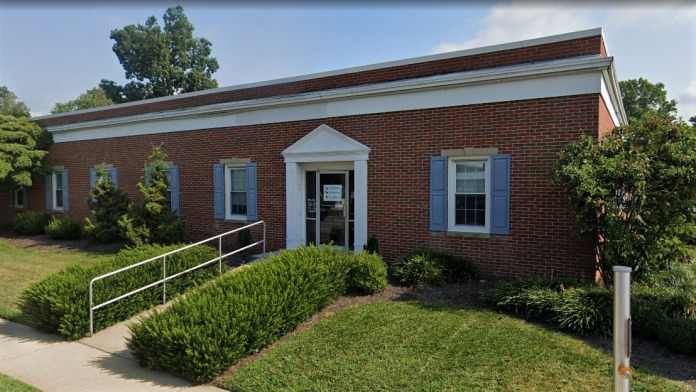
[282,124,370,163]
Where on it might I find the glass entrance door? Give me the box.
[305,170,353,249]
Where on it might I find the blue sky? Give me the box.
[1,2,694,119]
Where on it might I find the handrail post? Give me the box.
[89,280,94,336]
[219,236,223,274]
[162,255,167,304]
[263,221,266,255]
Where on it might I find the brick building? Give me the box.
[2,28,626,279]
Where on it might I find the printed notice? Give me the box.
[323,184,343,202]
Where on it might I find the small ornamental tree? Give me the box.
[0,114,51,190]
[118,146,184,245]
[84,164,131,243]
[554,114,696,283]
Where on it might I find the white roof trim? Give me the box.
[46,55,614,135]
[33,27,603,122]
[283,124,370,163]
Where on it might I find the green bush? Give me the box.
[84,164,131,243]
[19,243,218,339]
[393,252,443,287]
[487,277,696,344]
[128,246,385,383]
[347,252,387,294]
[657,317,696,355]
[393,250,478,287]
[13,211,50,235]
[45,216,81,240]
[118,146,184,246]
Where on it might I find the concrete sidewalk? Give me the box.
[0,318,223,392]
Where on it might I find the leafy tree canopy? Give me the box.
[690,115,696,128]
[554,114,696,283]
[0,114,51,190]
[51,87,113,114]
[619,78,678,124]
[99,6,219,104]
[0,86,30,117]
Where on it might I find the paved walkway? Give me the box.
[0,318,223,392]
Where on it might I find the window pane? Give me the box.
[456,162,485,193]
[230,169,246,192]
[230,191,247,215]
[56,190,64,208]
[306,219,316,246]
[306,171,316,219]
[455,194,485,226]
[54,172,63,191]
[15,189,24,206]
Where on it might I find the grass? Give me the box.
[0,238,112,321]
[219,301,691,392]
[0,373,40,392]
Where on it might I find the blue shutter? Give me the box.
[109,167,118,188]
[62,169,69,211]
[213,164,225,219]
[246,162,257,221]
[45,174,52,210]
[490,154,511,235]
[429,156,448,231]
[89,167,96,190]
[169,165,180,215]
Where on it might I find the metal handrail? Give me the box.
[89,220,266,335]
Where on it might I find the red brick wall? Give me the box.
[598,95,616,139]
[38,35,603,128]
[12,94,603,279]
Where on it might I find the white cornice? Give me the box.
[34,28,602,122]
[46,55,613,135]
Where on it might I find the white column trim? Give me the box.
[353,159,368,251]
[285,162,304,248]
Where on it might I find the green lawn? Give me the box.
[219,301,691,392]
[0,373,40,392]
[0,238,112,321]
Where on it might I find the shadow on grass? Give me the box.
[393,281,696,388]
[1,233,123,255]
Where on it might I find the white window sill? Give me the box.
[224,215,248,223]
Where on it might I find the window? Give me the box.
[225,166,247,219]
[14,188,26,209]
[53,170,64,210]
[448,157,490,233]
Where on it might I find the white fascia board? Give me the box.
[34,28,602,122]
[49,57,611,143]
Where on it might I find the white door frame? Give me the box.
[282,124,369,251]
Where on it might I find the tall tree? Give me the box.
[619,78,678,123]
[690,115,696,128]
[0,86,30,117]
[0,114,51,190]
[51,87,113,114]
[99,6,219,104]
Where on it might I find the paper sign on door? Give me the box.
[323,185,343,202]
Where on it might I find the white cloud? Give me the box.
[432,5,595,53]
[432,3,696,119]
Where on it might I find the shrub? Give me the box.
[554,115,696,283]
[118,146,184,246]
[488,276,696,342]
[84,164,130,243]
[13,211,50,235]
[45,216,82,240]
[128,246,384,383]
[393,250,478,287]
[347,252,387,294]
[19,243,217,340]
[658,317,696,355]
[393,252,443,287]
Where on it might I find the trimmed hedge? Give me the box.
[19,243,218,340]
[347,251,388,294]
[486,273,696,353]
[128,246,386,383]
[13,211,50,236]
[45,216,81,240]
